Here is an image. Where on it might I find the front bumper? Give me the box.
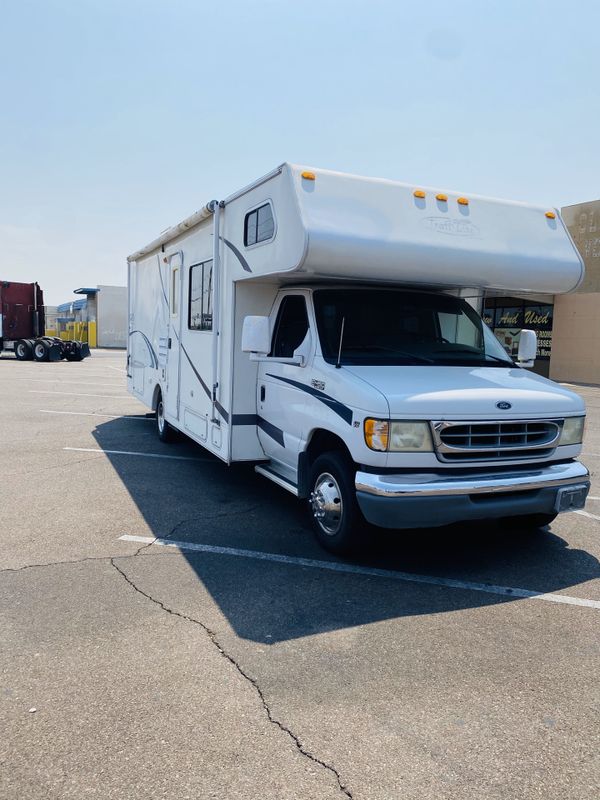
[355,461,590,529]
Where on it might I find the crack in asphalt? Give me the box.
[164,505,260,541]
[0,555,113,574]
[110,556,354,799]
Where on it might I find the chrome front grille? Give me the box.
[432,420,562,462]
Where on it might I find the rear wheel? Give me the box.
[15,340,32,361]
[33,340,49,362]
[308,450,365,554]
[156,390,173,443]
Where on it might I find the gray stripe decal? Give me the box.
[179,343,229,424]
[128,330,158,369]
[157,255,169,307]
[222,237,252,273]
[180,343,211,398]
[266,374,353,425]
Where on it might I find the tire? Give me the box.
[507,513,558,529]
[33,340,50,362]
[15,340,32,361]
[308,450,365,554]
[156,390,174,443]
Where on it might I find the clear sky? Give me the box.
[2,0,598,305]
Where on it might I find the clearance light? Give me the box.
[436,193,448,202]
[457,197,469,206]
[413,189,426,198]
[364,419,389,452]
[301,171,316,181]
[545,211,556,219]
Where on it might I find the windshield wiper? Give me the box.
[433,348,513,366]
[348,345,434,364]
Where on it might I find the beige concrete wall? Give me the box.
[549,292,600,384]
[97,285,127,348]
[561,200,600,294]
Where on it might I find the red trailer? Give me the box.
[0,280,90,362]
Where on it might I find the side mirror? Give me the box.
[517,329,537,368]
[242,316,270,354]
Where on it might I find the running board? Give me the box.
[255,465,299,496]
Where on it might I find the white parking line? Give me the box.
[41,410,151,421]
[105,365,125,373]
[65,447,212,462]
[574,509,600,522]
[16,379,123,387]
[30,390,134,399]
[118,535,600,610]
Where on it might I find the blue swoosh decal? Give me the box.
[266,374,353,425]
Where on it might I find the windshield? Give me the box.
[313,289,514,367]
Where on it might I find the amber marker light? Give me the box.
[413,189,426,198]
[301,171,316,180]
[545,211,556,219]
[457,197,469,205]
[436,193,448,202]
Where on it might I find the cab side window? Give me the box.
[271,296,309,358]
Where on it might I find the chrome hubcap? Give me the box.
[157,400,165,433]
[17,344,25,357]
[310,472,343,535]
[34,344,45,359]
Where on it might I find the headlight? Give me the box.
[559,416,585,446]
[364,420,433,452]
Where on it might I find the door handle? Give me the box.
[260,385,265,402]
[168,338,172,349]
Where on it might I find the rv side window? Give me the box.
[270,295,309,358]
[244,203,275,247]
[188,260,213,331]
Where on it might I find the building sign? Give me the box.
[484,300,553,361]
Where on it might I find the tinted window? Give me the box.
[188,260,213,331]
[271,296,309,358]
[244,203,275,246]
[313,289,512,367]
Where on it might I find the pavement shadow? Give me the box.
[93,417,600,643]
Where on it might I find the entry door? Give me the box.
[165,252,183,420]
[257,295,310,471]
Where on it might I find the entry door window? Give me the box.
[270,296,309,357]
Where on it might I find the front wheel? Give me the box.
[156,390,174,443]
[308,451,365,555]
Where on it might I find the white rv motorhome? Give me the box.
[127,164,589,553]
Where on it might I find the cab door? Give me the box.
[165,252,183,421]
[257,294,311,474]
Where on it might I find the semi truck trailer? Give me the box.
[127,164,590,553]
[0,280,90,362]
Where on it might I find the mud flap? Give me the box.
[48,343,62,361]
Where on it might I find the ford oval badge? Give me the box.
[496,401,512,410]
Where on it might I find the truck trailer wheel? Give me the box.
[15,340,33,360]
[33,340,50,362]
[308,451,364,554]
[155,390,174,443]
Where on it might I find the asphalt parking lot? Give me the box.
[1,349,599,799]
